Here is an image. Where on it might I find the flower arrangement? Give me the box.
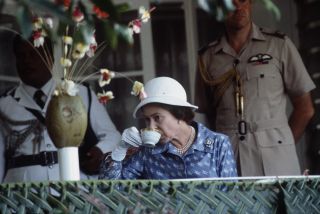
[29,1,154,104]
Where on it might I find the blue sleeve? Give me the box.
[217,137,238,177]
[99,150,145,179]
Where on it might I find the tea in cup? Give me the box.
[140,128,161,147]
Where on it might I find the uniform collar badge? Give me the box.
[248,53,272,65]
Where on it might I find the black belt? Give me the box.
[7,151,58,169]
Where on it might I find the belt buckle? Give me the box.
[41,151,56,167]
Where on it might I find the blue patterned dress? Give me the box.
[99,122,237,179]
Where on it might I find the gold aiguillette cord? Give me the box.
[234,60,247,135]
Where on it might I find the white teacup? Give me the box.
[140,128,161,147]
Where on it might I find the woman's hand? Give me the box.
[111,127,142,161]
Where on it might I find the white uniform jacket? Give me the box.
[0,79,121,182]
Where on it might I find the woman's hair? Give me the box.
[154,103,195,124]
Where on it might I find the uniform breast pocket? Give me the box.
[246,64,283,99]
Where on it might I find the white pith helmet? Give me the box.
[133,77,198,118]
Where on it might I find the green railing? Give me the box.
[0,176,319,213]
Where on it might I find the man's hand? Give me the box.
[80,146,104,175]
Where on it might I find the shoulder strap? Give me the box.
[7,88,46,124]
[259,27,286,39]
[4,88,44,175]
[24,107,45,125]
[1,86,17,98]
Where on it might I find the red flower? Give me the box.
[86,34,97,57]
[102,71,111,81]
[89,42,97,52]
[32,30,42,39]
[93,6,109,19]
[97,91,114,104]
[55,0,71,8]
[129,19,142,34]
[99,69,115,87]
[72,6,84,22]
[99,96,110,104]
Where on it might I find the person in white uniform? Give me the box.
[0,32,121,182]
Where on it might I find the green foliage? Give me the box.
[16,4,33,40]
[75,23,95,45]
[198,0,234,21]
[101,20,118,49]
[8,0,281,48]
[198,0,281,21]
[13,0,130,49]
[260,0,281,20]
[114,23,134,45]
[21,0,73,23]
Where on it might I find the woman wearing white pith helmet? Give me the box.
[99,77,237,179]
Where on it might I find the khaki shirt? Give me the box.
[195,23,316,176]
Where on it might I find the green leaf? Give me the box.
[198,0,232,21]
[22,0,73,24]
[102,21,118,49]
[78,1,94,24]
[44,24,58,46]
[114,23,133,45]
[74,23,95,45]
[115,3,130,14]
[57,21,69,38]
[223,0,235,11]
[16,5,33,39]
[198,0,281,21]
[261,0,281,21]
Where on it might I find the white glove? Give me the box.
[121,127,143,147]
[111,127,142,161]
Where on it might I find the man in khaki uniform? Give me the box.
[195,0,315,176]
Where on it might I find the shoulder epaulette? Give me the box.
[198,40,220,55]
[260,27,286,39]
[0,86,17,98]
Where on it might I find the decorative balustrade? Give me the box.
[0,176,319,213]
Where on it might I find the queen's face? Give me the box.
[142,104,180,143]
